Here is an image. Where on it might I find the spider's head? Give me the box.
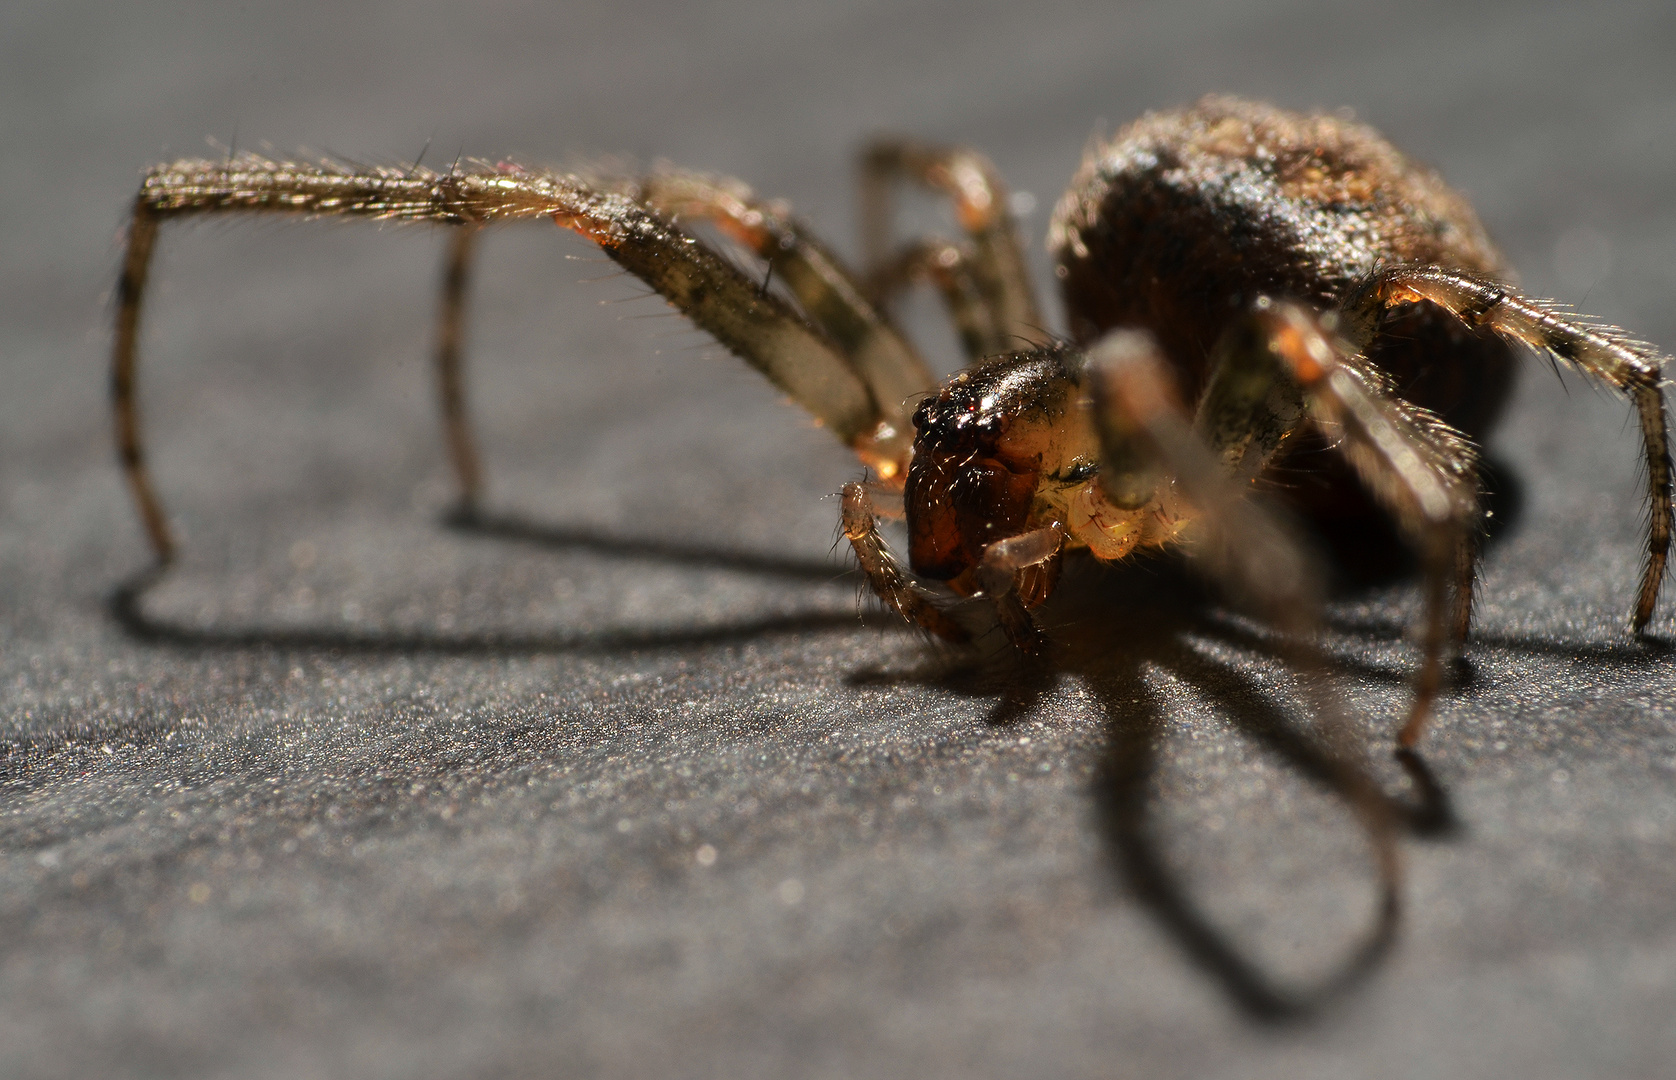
[903,350,1087,589]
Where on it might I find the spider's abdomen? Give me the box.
[1049,96,1509,407]
[1049,97,1520,556]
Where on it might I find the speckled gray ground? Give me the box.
[4,2,1676,1077]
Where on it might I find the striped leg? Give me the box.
[113,157,898,563]
[1090,306,1485,748]
[1349,266,1672,633]
[1240,303,1480,747]
[635,170,936,470]
[427,164,945,512]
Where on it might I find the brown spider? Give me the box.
[113,96,1671,747]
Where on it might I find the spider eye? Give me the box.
[1056,461,1099,484]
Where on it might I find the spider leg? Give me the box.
[866,238,1008,364]
[635,170,936,464]
[1084,330,1323,637]
[858,139,1045,353]
[1086,331,1399,892]
[841,481,969,643]
[423,169,944,513]
[1195,301,1482,747]
[113,205,170,561]
[1348,265,1672,633]
[114,157,904,564]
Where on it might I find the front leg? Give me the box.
[1086,331,1400,894]
[636,170,937,457]
[1192,302,1483,747]
[423,167,943,512]
[113,159,903,565]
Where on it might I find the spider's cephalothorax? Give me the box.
[902,346,1183,595]
[112,97,1671,748]
[905,356,1073,587]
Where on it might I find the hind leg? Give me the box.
[1349,265,1671,633]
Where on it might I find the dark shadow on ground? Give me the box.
[850,554,1458,1022]
[104,514,1486,1023]
[108,508,870,656]
[442,506,847,583]
[110,567,869,655]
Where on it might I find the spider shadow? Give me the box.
[852,555,1455,1023]
[108,506,866,657]
[83,514,875,793]
[440,505,847,584]
[108,507,1457,1021]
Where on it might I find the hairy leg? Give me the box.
[635,170,936,463]
[1085,330,1399,895]
[1196,301,1482,747]
[114,157,900,562]
[1349,265,1672,632]
[421,169,940,510]
[858,139,1045,353]
[866,238,1008,364]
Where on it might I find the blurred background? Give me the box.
[2,2,1674,1077]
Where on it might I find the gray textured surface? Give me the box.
[4,1,1676,1077]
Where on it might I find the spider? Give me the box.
[112,96,1670,747]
